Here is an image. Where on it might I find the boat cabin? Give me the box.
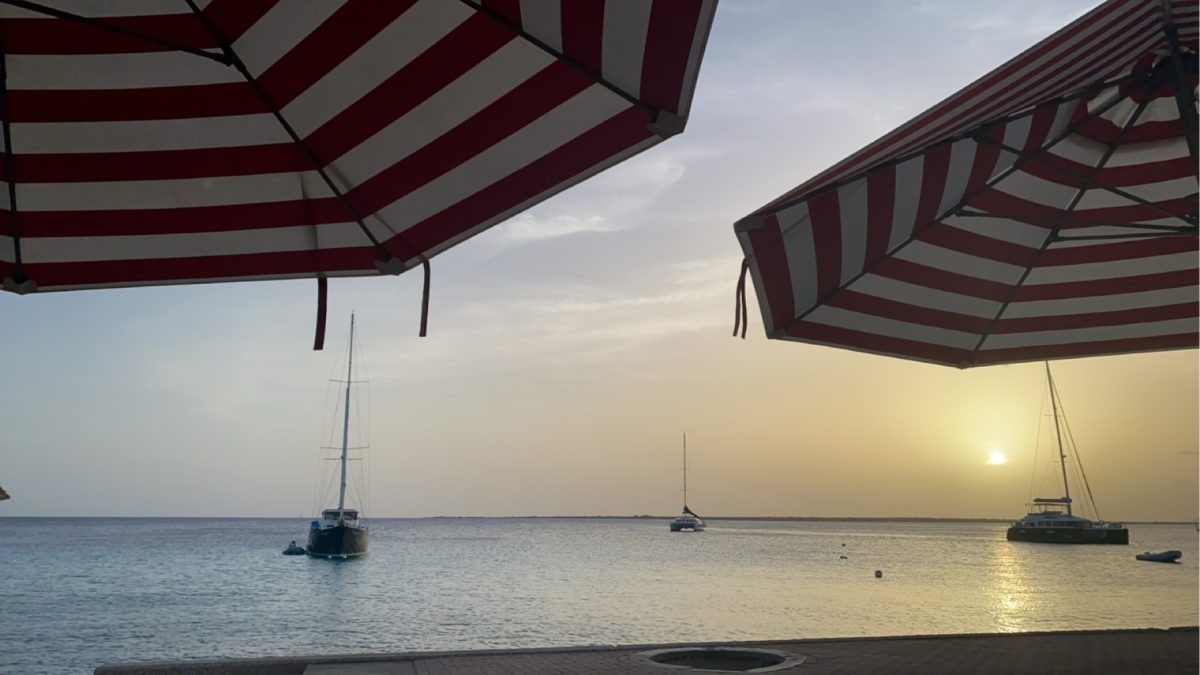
[317,509,359,529]
[1015,497,1082,527]
[1013,497,1120,529]
[1029,496,1071,513]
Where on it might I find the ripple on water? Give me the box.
[0,518,1196,674]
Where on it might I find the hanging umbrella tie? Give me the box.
[732,258,749,339]
[419,256,431,338]
[373,250,432,338]
[313,277,329,351]
[314,254,429,346]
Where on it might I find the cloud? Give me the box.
[961,4,1091,42]
[717,0,787,15]
[498,213,619,242]
[458,255,737,330]
[486,153,688,250]
[361,254,743,381]
[905,0,1095,60]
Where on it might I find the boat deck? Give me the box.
[94,626,1198,674]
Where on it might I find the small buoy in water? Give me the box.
[841,543,846,547]
[839,555,848,559]
[874,570,883,578]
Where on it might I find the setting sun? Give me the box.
[987,450,1009,465]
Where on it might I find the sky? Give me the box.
[1,0,1196,522]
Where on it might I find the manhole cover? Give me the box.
[633,647,804,672]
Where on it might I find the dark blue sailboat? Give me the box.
[307,315,369,559]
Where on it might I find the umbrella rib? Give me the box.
[181,0,395,263]
[751,76,1136,221]
[0,0,231,65]
[778,77,1144,336]
[962,82,1160,366]
[458,0,666,127]
[776,159,1025,335]
[182,0,433,338]
[974,136,1197,226]
[955,209,1194,231]
[0,48,31,292]
[1159,0,1200,166]
[1054,230,1195,241]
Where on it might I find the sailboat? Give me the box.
[306,314,369,558]
[1006,363,1128,545]
[669,433,705,532]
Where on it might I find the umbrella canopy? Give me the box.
[0,0,716,344]
[734,0,1197,368]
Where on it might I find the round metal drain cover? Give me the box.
[633,647,804,672]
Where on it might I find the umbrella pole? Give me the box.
[1159,0,1199,167]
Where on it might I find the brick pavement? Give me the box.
[95,626,1198,675]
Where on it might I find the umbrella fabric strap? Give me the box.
[732,259,749,339]
[313,277,329,351]
[419,257,431,338]
[312,258,431,350]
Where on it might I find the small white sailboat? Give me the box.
[669,433,705,532]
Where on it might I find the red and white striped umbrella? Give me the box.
[0,0,716,345]
[735,0,1197,368]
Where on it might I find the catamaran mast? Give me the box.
[337,314,354,513]
[1045,362,1072,516]
[682,433,688,509]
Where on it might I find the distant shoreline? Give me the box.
[2,515,1196,525]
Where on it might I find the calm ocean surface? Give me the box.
[1,518,1196,674]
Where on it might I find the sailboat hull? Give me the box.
[1006,525,1127,544]
[307,524,369,558]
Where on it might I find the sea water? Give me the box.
[1,518,1196,674]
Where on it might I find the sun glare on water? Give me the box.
[987,450,1008,465]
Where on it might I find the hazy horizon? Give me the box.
[1,0,1196,523]
[3,515,1198,523]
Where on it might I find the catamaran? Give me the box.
[669,433,705,532]
[306,314,370,558]
[1006,363,1127,545]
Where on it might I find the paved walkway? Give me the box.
[96,627,1198,674]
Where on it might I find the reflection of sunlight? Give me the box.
[988,544,1030,632]
[987,450,1008,465]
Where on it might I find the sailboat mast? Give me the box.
[1045,362,1072,516]
[682,433,687,509]
[337,314,355,512]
